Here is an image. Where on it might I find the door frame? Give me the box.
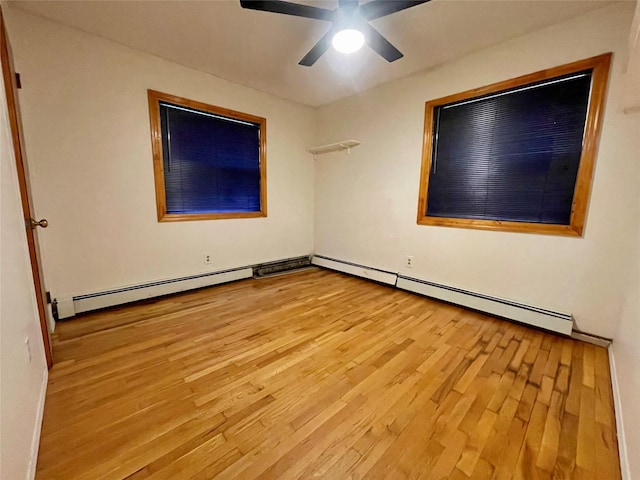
[1,7,53,368]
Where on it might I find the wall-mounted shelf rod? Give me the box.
[307,140,361,159]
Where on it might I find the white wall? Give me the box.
[611,237,639,479]
[610,3,640,477]
[0,37,48,480]
[622,0,640,111]
[315,2,639,339]
[3,3,639,477]
[3,8,316,302]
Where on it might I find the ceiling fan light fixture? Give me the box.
[240,0,430,66]
[331,28,365,54]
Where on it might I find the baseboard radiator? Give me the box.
[56,267,253,319]
[55,254,573,336]
[396,275,573,336]
[312,255,573,336]
[253,255,312,277]
[311,255,398,285]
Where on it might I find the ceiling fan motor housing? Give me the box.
[239,0,431,66]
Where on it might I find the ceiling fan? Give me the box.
[239,0,431,66]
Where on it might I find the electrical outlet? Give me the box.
[405,255,414,268]
[24,337,32,363]
[203,254,212,265]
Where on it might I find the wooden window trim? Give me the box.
[416,53,612,236]
[148,90,267,222]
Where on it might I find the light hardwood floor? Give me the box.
[36,269,621,479]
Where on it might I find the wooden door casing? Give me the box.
[1,7,53,368]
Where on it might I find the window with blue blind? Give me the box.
[417,53,611,236]
[148,91,267,221]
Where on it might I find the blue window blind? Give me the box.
[426,71,592,225]
[159,102,261,214]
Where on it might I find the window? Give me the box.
[417,53,611,236]
[148,90,267,221]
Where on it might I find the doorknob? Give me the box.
[29,218,48,229]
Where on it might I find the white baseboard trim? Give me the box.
[60,267,253,318]
[311,255,572,336]
[27,367,48,480]
[56,297,76,319]
[397,275,573,336]
[311,255,398,286]
[570,330,611,348]
[608,347,631,480]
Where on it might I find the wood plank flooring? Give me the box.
[36,269,621,479]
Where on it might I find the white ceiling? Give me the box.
[10,0,620,106]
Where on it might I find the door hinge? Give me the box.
[46,291,52,304]
[15,73,22,89]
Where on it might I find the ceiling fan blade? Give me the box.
[299,29,335,66]
[359,0,430,21]
[338,0,359,9]
[240,0,333,21]
[362,23,403,62]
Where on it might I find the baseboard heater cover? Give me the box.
[58,255,572,336]
[397,275,573,336]
[312,255,398,286]
[63,267,253,318]
[253,255,312,277]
